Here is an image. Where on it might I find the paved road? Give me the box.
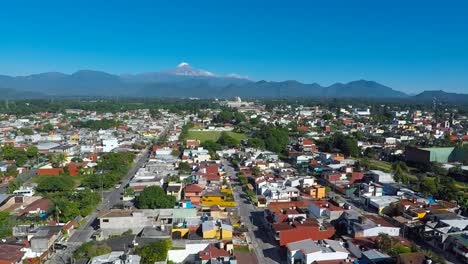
[48,119,175,263]
[48,149,150,264]
[222,159,285,264]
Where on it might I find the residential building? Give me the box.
[287,239,349,264]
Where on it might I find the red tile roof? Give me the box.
[0,244,25,263]
[185,184,204,193]
[364,215,394,228]
[276,221,335,246]
[18,198,53,217]
[302,138,314,145]
[37,168,63,176]
[66,162,87,176]
[310,200,345,212]
[199,244,230,260]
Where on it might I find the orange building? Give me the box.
[309,185,326,199]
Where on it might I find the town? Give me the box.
[0,97,467,264]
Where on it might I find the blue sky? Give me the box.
[0,0,467,93]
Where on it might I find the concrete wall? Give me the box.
[305,251,348,264]
[361,226,400,237]
[168,243,210,263]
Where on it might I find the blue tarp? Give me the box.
[427,196,436,204]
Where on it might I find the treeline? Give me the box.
[35,176,100,222]
[82,152,135,189]
[251,125,289,154]
[34,152,135,222]
[72,119,122,130]
[0,98,218,116]
[179,122,194,143]
[0,145,38,178]
[320,133,359,157]
[213,109,246,125]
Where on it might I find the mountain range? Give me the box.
[0,63,465,102]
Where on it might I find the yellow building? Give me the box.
[201,192,235,207]
[310,185,326,199]
[202,221,233,240]
[407,208,427,219]
[68,133,80,144]
[304,184,326,199]
[172,228,189,239]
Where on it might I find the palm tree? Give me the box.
[392,161,409,184]
[458,197,468,216]
[51,153,67,168]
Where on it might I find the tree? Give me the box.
[178,162,191,174]
[73,242,112,260]
[81,152,134,190]
[252,166,261,176]
[217,132,240,148]
[71,157,83,163]
[136,240,172,263]
[1,145,16,160]
[50,153,66,168]
[389,244,412,255]
[122,229,133,236]
[5,165,18,177]
[14,151,28,167]
[49,189,100,222]
[97,152,135,172]
[42,123,54,132]
[247,138,265,149]
[254,125,289,154]
[436,176,458,201]
[392,161,409,184]
[201,140,221,153]
[359,158,370,170]
[0,211,15,239]
[420,177,438,196]
[136,186,176,209]
[376,233,393,252]
[53,198,81,222]
[19,128,34,135]
[6,180,21,194]
[171,149,181,157]
[72,119,121,131]
[238,174,248,185]
[329,133,359,157]
[322,113,334,120]
[26,145,38,159]
[36,176,74,192]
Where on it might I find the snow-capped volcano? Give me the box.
[164,62,215,77]
[226,73,250,80]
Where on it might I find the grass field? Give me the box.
[361,158,468,195]
[362,158,419,180]
[186,130,246,143]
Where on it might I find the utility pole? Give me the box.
[101,172,104,202]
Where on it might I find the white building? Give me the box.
[102,138,119,152]
[260,184,300,202]
[90,252,141,264]
[287,239,349,264]
[182,147,211,163]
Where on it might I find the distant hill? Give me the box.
[413,90,468,103]
[0,63,462,100]
[0,87,45,99]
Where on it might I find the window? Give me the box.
[103,219,109,223]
